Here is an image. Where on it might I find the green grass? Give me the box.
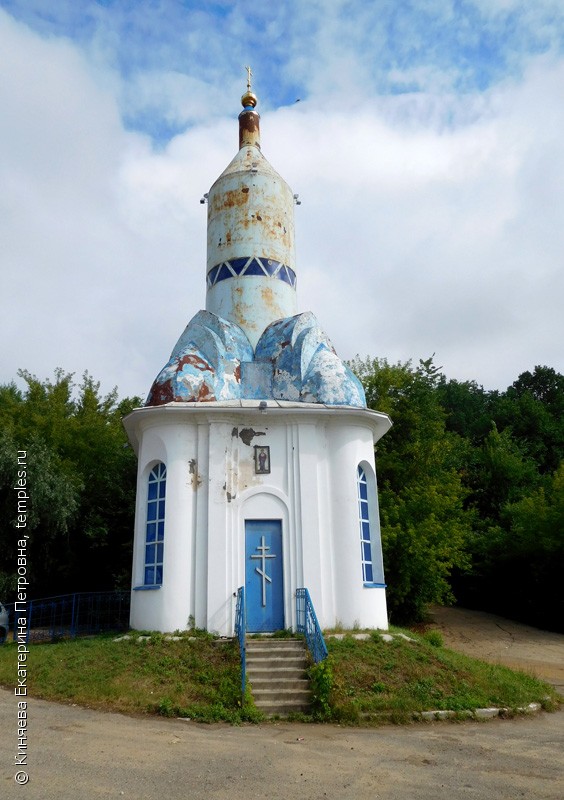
[0,631,262,724]
[322,628,559,724]
[0,628,558,725]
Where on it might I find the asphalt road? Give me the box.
[1,689,563,800]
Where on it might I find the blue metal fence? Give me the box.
[4,591,130,644]
[234,586,246,702]
[296,587,328,663]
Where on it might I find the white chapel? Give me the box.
[124,77,392,636]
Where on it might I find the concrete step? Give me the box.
[244,637,312,716]
[246,647,307,659]
[246,646,307,655]
[247,667,308,680]
[246,655,307,670]
[246,643,307,655]
[253,686,311,700]
[246,636,305,650]
[250,677,310,691]
[253,698,312,715]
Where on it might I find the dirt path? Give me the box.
[1,690,563,800]
[1,608,563,799]
[429,606,564,695]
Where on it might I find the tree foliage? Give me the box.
[0,370,140,598]
[352,359,564,630]
[351,357,471,623]
[1,360,562,632]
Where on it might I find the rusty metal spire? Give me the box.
[204,70,298,348]
[239,65,259,149]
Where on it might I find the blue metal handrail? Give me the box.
[234,586,246,703]
[296,588,328,663]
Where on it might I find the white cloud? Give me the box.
[1,6,563,400]
[263,58,564,388]
[0,10,185,397]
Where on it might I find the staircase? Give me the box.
[246,638,311,716]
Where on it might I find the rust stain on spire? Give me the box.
[239,109,261,149]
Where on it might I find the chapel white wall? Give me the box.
[128,407,389,636]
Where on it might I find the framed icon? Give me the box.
[254,445,270,474]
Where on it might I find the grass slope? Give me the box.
[323,630,558,723]
[0,629,558,725]
[1,631,259,723]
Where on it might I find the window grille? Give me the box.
[144,463,166,585]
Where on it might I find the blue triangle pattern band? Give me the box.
[207,257,297,289]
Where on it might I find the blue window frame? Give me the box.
[144,463,166,585]
[357,466,373,583]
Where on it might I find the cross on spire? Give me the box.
[245,65,253,92]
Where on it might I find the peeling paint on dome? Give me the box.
[147,310,365,408]
[302,346,365,406]
[146,310,253,406]
[255,313,366,407]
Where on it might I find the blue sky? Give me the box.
[4,1,562,136]
[1,0,564,396]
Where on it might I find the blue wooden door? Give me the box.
[245,520,284,632]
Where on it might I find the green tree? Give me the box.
[493,366,564,473]
[463,465,564,631]
[0,429,80,597]
[352,357,471,622]
[0,370,140,599]
[467,425,540,523]
[436,378,492,443]
[439,366,564,631]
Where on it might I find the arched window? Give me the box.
[357,465,374,583]
[144,463,166,585]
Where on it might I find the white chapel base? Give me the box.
[124,401,391,636]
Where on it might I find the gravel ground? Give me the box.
[429,606,564,695]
